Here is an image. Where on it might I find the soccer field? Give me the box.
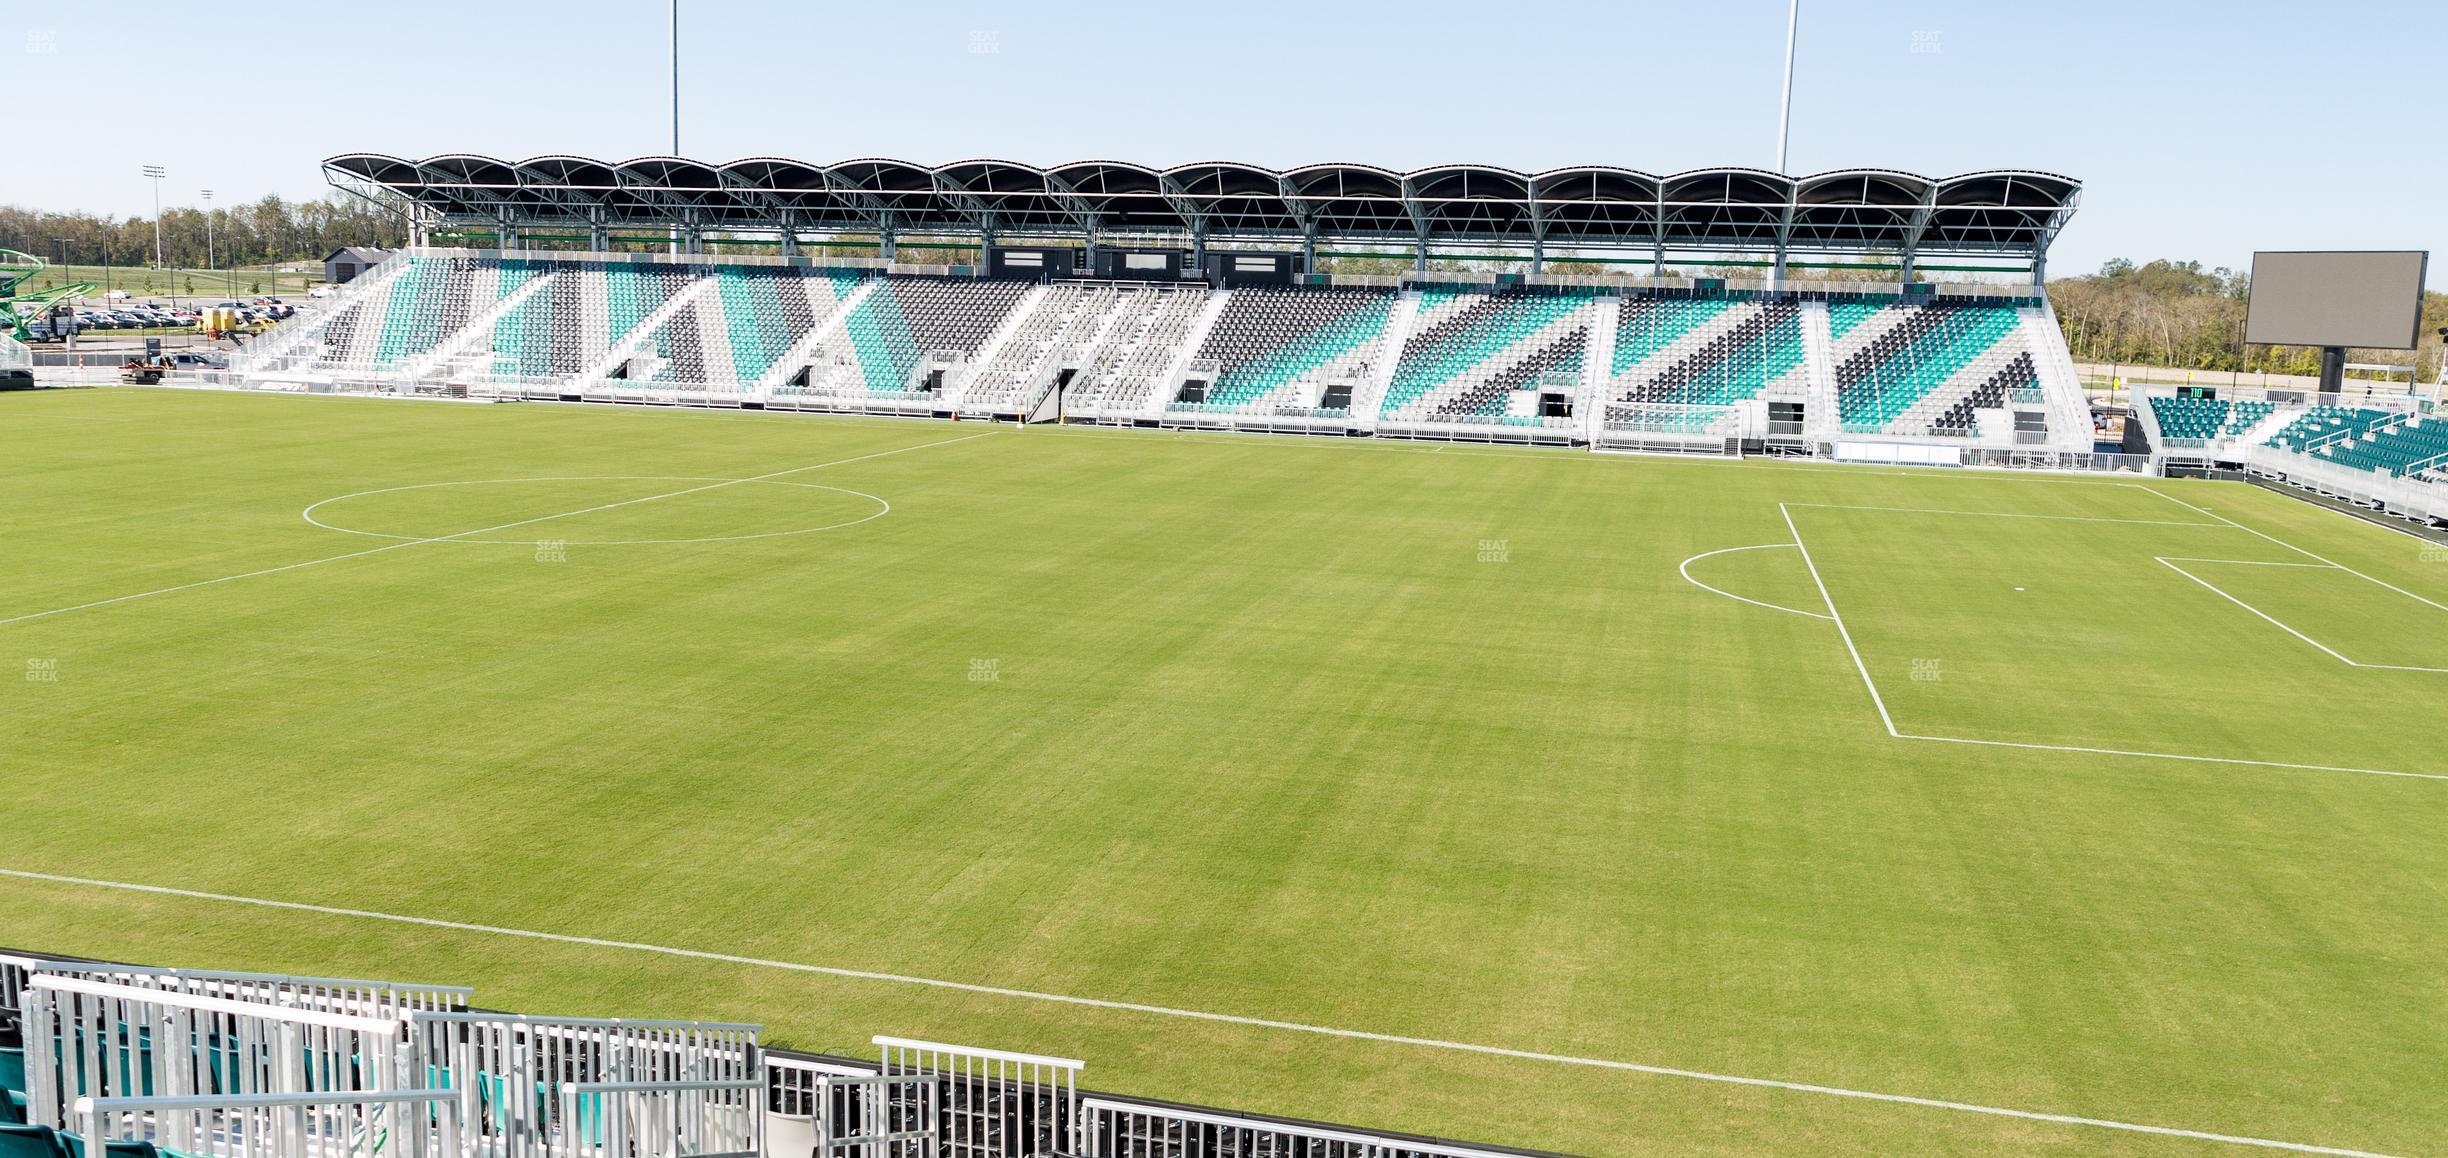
[3,387,2444,1156]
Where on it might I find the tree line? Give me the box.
[2052,258,2448,382]
[0,194,408,272]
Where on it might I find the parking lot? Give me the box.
[20,295,298,344]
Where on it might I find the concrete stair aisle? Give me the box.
[1578,293,1621,442]
[2233,404,2303,449]
[2020,307,2092,451]
[399,271,559,385]
[577,275,716,390]
[1398,310,1591,419]
[238,255,417,373]
[1799,301,1840,442]
[1352,291,1422,432]
[947,283,1053,412]
[758,278,881,395]
[1143,290,1231,421]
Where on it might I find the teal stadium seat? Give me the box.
[0,1126,163,1158]
[1833,303,2022,429]
[1381,288,1596,419]
[2149,396,2230,441]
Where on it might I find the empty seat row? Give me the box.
[1181,287,1394,412]
[1067,287,1206,414]
[1831,303,2024,430]
[1613,299,1804,409]
[1381,288,1601,420]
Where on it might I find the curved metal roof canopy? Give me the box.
[326,153,2079,257]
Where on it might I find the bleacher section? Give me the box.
[1174,287,1393,416]
[1828,302,2030,435]
[2287,410,2448,478]
[1061,285,1207,418]
[1610,297,1805,409]
[2150,395,2230,442]
[784,276,1031,406]
[2267,405,2392,452]
[230,251,2099,456]
[626,267,868,392]
[1378,287,1603,434]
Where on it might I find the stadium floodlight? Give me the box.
[142,164,167,269]
[1776,0,1799,173]
[670,0,680,155]
[201,190,216,275]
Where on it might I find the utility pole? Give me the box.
[1775,0,1799,173]
[143,165,168,272]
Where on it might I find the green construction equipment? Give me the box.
[1,248,96,341]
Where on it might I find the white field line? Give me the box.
[1784,503,2224,527]
[0,868,2404,1158]
[1887,733,2448,784]
[0,431,992,629]
[2158,559,2358,665]
[2156,558,2336,568]
[300,477,891,546]
[1780,503,1898,733]
[2123,484,2448,615]
[2156,558,2448,675]
[1781,502,2448,783]
[1678,543,1833,620]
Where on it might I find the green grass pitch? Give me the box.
[3,387,2444,1156]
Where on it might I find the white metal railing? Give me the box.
[24,973,412,1130]
[36,959,470,1016]
[556,1078,762,1158]
[875,1037,1081,1158]
[814,1074,938,1158]
[76,1089,466,1158]
[1081,1098,1521,1158]
[405,1010,761,1158]
[0,951,41,1025]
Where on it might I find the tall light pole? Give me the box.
[143,165,168,272]
[669,0,684,256]
[1775,0,1799,173]
[201,190,216,273]
[670,0,680,154]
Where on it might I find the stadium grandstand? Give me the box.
[208,152,2448,529]
[210,155,2108,458]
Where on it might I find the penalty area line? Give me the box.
[1781,503,2448,783]
[0,868,2404,1158]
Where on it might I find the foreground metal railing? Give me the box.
[9,943,1561,1158]
[76,1090,466,1158]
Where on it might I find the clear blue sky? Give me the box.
[10,0,2444,284]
